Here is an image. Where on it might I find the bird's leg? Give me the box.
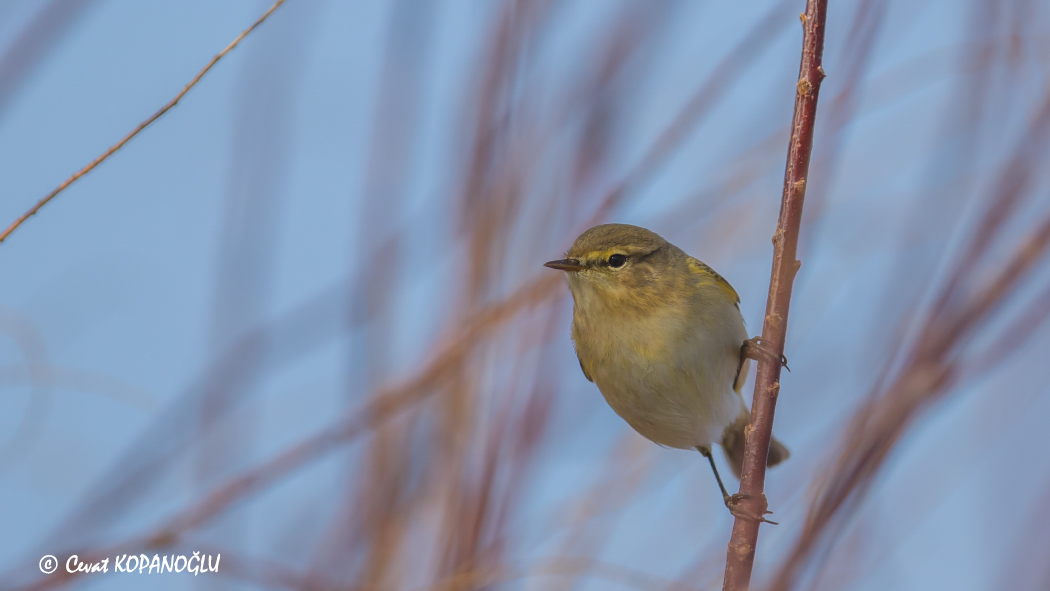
[741,336,790,372]
[697,446,778,525]
[698,446,731,499]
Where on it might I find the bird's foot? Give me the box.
[724,492,778,525]
[741,337,790,372]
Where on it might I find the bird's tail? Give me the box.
[721,408,790,479]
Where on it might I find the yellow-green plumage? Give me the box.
[549,223,787,477]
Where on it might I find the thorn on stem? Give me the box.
[726,492,778,525]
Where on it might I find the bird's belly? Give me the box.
[572,292,747,450]
[590,347,740,450]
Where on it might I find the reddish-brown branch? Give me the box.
[722,2,829,590]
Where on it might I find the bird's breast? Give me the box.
[571,300,742,449]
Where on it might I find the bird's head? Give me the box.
[544,224,681,314]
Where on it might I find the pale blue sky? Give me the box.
[1,1,1048,590]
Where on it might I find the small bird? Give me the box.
[545,223,788,521]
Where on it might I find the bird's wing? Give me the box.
[576,351,594,383]
[733,356,750,393]
[686,257,740,306]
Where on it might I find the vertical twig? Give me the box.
[722,2,828,590]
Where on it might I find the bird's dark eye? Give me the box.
[607,254,627,268]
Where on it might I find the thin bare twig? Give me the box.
[722,3,829,590]
[0,0,288,244]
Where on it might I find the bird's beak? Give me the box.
[544,258,586,272]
